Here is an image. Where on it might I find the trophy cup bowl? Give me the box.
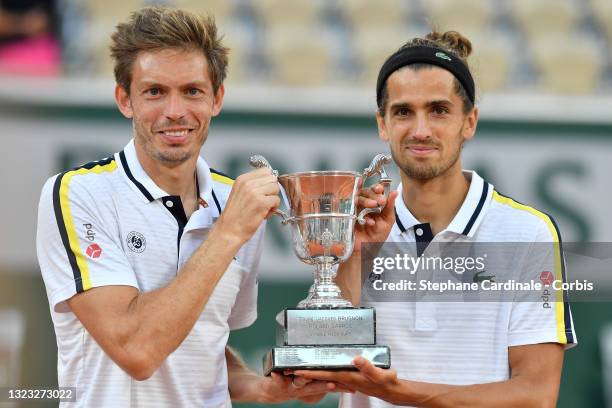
[250,154,393,374]
[280,171,362,308]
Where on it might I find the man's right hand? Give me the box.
[214,168,280,244]
[335,184,398,306]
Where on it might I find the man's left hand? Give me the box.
[257,372,354,404]
[293,357,401,404]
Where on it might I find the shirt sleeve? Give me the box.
[508,216,577,349]
[227,223,265,330]
[37,173,139,313]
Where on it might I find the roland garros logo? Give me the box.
[127,231,146,253]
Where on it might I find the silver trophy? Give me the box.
[250,154,393,375]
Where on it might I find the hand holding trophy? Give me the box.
[249,154,393,375]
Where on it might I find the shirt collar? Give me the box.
[118,139,214,205]
[394,170,492,238]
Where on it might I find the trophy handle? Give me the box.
[249,154,291,224]
[356,153,392,225]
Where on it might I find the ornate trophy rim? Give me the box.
[291,213,356,221]
[278,170,362,179]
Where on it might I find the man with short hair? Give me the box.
[37,6,338,407]
[295,30,577,407]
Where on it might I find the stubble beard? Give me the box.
[133,118,206,165]
[393,137,464,181]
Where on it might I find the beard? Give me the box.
[133,117,206,165]
[393,136,464,180]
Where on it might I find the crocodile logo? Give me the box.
[435,51,452,61]
[473,270,495,283]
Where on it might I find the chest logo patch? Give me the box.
[127,231,147,253]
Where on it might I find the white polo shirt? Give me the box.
[37,139,264,407]
[342,171,577,408]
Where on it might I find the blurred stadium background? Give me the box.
[1,0,611,407]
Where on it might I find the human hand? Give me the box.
[354,184,398,253]
[215,168,280,244]
[293,357,400,404]
[256,372,354,404]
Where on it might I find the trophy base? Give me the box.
[263,345,391,376]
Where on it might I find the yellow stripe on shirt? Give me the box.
[211,172,234,186]
[492,191,567,344]
[58,160,118,291]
